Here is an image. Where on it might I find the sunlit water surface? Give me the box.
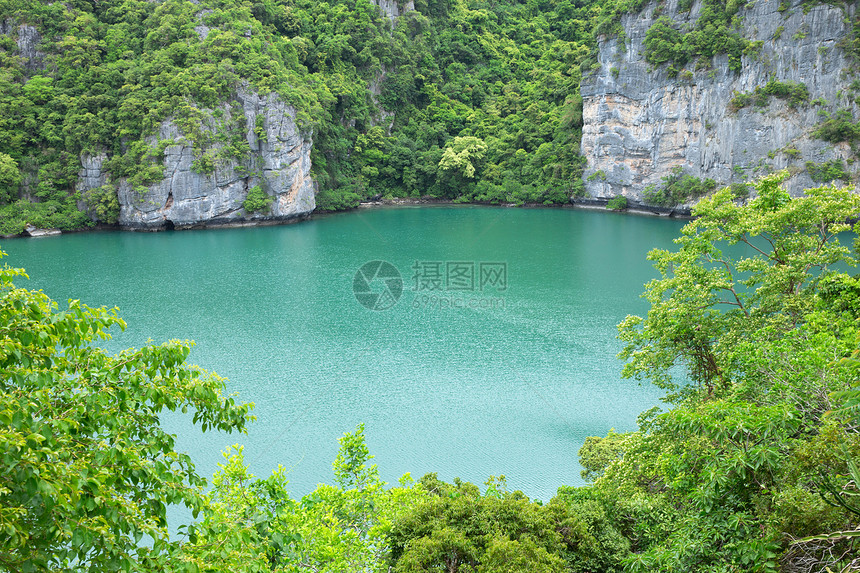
[3,206,686,502]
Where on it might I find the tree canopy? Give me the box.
[0,252,253,571]
[619,171,860,399]
[4,169,860,573]
[603,174,860,570]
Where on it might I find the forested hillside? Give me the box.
[3,0,859,230]
[0,0,617,233]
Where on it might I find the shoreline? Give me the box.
[1,197,692,239]
[353,196,693,219]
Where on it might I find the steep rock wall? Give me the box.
[371,0,415,23]
[1,20,44,71]
[581,0,858,203]
[78,90,315,230]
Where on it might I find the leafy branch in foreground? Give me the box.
[0,251,254,572]
[619,171,860,399]
[595,174,860,570]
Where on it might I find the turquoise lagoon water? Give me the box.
[2,205,686,502]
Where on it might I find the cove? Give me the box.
[2,205,686,501]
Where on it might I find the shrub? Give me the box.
[315,185,362,211]
[806,159,851,182]
[813,110,860,143]
[643,3,749,73]
[730,80,809,111]
[81,184,120,224]
[643,167,717,207]
[761,79,809,107]
[729,182,750,198]
[606,196,628,210]
[242,185,273,214]
[729,91,755,110]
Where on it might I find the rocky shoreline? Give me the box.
[356,196,693,218]
[2,196,692,239]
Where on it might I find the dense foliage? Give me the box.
[177,425,434,572]
[642,165,716,207]
[4,175,860,572]
[177,429,635,573]
[813,109,860,145]
[606,195,628,210]
[806,159,851,183]
[243,184,273,213]
[0,252,253,571]
[294,0,613,209]
[642,0,750,74]
[1,0,857,228]
[0,0,621,229]
[610,173,860,570]
[729,79,810,111]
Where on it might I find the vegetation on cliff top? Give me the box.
[0,0,622,231]
[1,0,859,226]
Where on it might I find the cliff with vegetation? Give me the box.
[0,0,609,234]
[0,0,326,233]
[1,0,860,229]
[77,91,314,230]
[582,0,859,207]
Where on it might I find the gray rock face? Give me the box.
[581,0,858,202]
[79,153,108,191]
[78,90,315,230]
[1,21,44,71]
[371,0,415,23]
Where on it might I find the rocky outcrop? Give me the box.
[581,0,858,202]
[23,225,61,238]
[79,154,107,191]
[1,20,44,71]
[78,90,315,230]
[371,0,415,23]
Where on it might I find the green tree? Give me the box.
[181,424,430,573]
[0,153,21,204]
[578,429,631,482]
[619,172,860,398]
[0,253,253,571]
[438,136,488,180]
[594,174,860,570]
[178,446,293,572]
[388,474,599,573]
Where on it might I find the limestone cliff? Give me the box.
[78,90,315,230]
[0,20,43,71]
[580,0,858,205]
[371,0,415,23]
